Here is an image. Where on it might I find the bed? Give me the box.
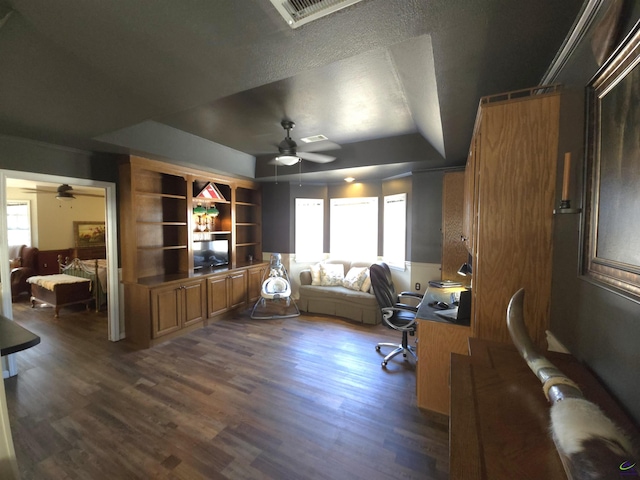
[58,255,108,312]
[27,273,93,318]
[26,245,108,317]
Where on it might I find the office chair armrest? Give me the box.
[399,292,423,299]
[381,306,418,330]
[391,303,418,313]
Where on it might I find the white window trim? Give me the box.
[383,192,407,270]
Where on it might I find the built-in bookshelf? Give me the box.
[120,156,264,347]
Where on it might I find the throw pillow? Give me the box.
[319,263,344,286]
[9,258,21,269]
[360,269,372,293]
[310,263,322,285]
[343,266,368,291]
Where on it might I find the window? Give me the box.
[295,198,324,261]
[383,193,406,268]
[330,197,378,259]
[7,201,31,246]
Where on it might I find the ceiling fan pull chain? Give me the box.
[299,159,302,186]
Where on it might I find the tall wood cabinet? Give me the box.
[120,156,264,347]
[462,86,561,349]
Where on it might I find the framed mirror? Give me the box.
[583,22,640,299]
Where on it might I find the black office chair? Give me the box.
[370,262,423,367]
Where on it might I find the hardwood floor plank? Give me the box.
[5,299,449,479]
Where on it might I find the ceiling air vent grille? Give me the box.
[269,0,364,29]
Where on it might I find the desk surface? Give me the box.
[450,337,639,479]
[417,301,470,326]
[0,315,40,356]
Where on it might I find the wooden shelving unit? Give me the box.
[119,156,265,347]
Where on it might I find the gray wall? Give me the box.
[0,135,119,183]
[550,8,640,424]
[261,171,444,263]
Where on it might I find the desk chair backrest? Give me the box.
[370,262,396,310]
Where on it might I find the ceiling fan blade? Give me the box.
[298,151,336,163]
[75,192,105,198]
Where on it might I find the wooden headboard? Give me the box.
[72,246,106,260]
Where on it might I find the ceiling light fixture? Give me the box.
[344,177,355,183]
[275,155,300,166]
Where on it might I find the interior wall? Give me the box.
[0,136,119,183]
[262,175,443,262]
[6,186,106,251]
[411,170,444,263]
[550,8,640,424]
[35,193,105,250]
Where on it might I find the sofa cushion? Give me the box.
[360,270,372,292]
[319,263,344,286]
[298,284,377,305]
[343,266,369,291]
[310,263,322,285]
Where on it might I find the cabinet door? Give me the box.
[228,270,247,309]
[247,266,266,303]
[416,319,472,415]
[150,284,181,338]
[207,274,229,317]
[462,134,479,254]
[183,279,206,327]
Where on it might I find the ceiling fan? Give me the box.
[270,120,337,166]
[20,184,104,200]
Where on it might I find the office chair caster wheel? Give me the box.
[381,360,387,367]
[375,345,381,351]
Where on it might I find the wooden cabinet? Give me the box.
[441,171,469,284]
[120,156,264,347]
[150,279,206,339]
[247,265,267,304]
[463,86,561,348]
[461,135,479,253]
[206,269,247,318]
[416,319,471,415]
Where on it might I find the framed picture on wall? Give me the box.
[74,221,106,247]
[583,21,640,299]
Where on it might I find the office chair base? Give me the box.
[376,343,417,367]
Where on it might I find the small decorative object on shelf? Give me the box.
[554,152,581,214]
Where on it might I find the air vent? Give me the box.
[300,134,328,143]
[269,0,365,29]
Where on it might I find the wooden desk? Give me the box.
[415,302,472,414]
[0,315,40,356]
[450,338,639,479]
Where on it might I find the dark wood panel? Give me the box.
[37,249,71,275]
[6,300,450,479]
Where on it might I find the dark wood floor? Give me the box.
[5,298,449,480]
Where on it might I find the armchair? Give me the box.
[370,262,423,367]
[9,245,39,301]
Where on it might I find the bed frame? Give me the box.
[57,256,107,312]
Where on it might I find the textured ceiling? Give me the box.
[0,0,584,183]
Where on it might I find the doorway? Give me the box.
[0,170,120,352]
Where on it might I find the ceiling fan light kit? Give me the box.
[272,119,336,167]
[275,155,300,166]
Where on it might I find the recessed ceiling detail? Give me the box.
[269,0,365,29]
